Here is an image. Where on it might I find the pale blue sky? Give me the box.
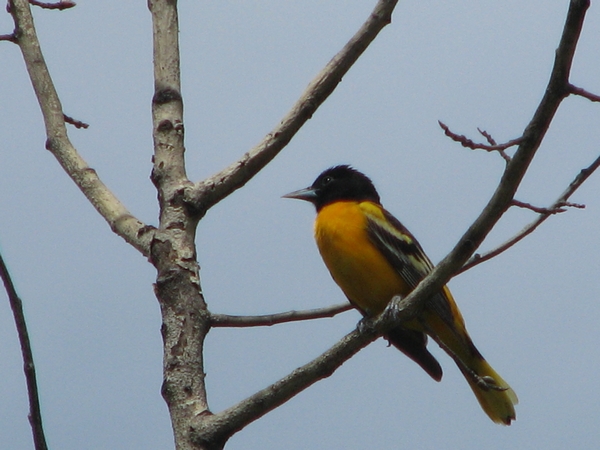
[1,1,600,449]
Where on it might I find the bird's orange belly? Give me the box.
[314,202,411,316]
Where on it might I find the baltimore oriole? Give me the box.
[284,165,517,424]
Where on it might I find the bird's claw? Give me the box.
[382,295,407,322]
[357,316,377,335]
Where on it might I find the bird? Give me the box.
[283,165,517,424]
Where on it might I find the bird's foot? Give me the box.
[356,316,377,335]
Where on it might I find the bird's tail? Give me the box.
[422,305,518,425]
[385,326,443,381]
[457,356,518,425]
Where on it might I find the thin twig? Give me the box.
[478,127,498,146]
[511,199,569,214]
[63,113,89,129]
[410,0,590,296]
[29,0,76,10]
[192,325,379,446]
[569,83,600,102]
[8,0,154,256]
[194,290,438,444]
[210,303,352,328]
[187,0,401,445]
[191,1,591,445]
[0,33,17,42]
[0,251,48,450]
[478,127,512,163]
[460,152,600,274]
[439,121,517,163]
[186,0,400,218]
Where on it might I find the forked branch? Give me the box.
[569,83,600,102]
[439,121,520,163]
[192,323,380,448]
[0,32,17,42]
[7,0,155,256]
[420,0,590,291]
[459,153,600,274]
[188,1,591,447]
[186,0,400,218]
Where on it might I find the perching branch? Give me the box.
[192,323,380,448]
[459,153,600,274]
[6,0,596,449]
[188,1,591,446]
[185,0,400,218]
[7,0,155,256]
[210,303,352,328]
[415,0,590,290]
[0,251,48,450]
[194,289,427,447]
[422,0,592,281]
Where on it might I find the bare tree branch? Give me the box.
[511,199,569,214]
[194,291,425,447]
[151,3,401,447]
[7,0,155,256]
[210,303,352,328]
[185,0,400,218]
[569,83,600,102]
[478,127,498,146]
[146,3,211,450]
[0,32,17,42]
[193,324,380,448]
[188,1,592,447]
[417,0,590,290]
[7,0,596,448]
[28,0,76,10]
[439,121,518,163]
[63,113,89,129]
[476,127,514,162]
[459,152,600,274]
[0,251,48,450]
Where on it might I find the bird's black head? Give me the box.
[283,165,380,211]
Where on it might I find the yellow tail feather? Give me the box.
[418,308,518,424]
[461,358,518,425]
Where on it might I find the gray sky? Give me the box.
[1,1,600,449]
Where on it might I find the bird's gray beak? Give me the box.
[282,187,318,202]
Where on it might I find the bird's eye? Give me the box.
[322,175,333,185]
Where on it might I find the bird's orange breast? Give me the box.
[314,201,411,316]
